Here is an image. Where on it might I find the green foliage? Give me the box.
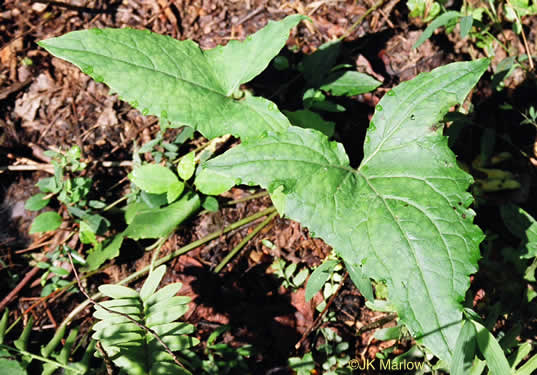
[283,109,335,138]
[39,15,491,368]
[305,259,338,302]
[315,327,351,374]
[270,258,309,290]
[93,265,198,375]
[0,309,93,374]
[196,59,489,363]
[289,329,351,375]
[24,193,50,211]
[38,16,307,140]
[196,325,253,375]
[504,0,537,34]
[288,352,315,375]
[500,204,537,259]
[177,152,196,181]
[29,211,62,234]
[297,40,381,113]
[130,164,184,202]
[36,245,82,297]
[407,0,442,22]
[414,11,461,48]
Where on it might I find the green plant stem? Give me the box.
[213,211,278,273]
[0,344,84,373]
[101,195,128,212]
[59,206,277,328]
[226,191,268,205]
[149,237,167,273]
[145,237,166,251]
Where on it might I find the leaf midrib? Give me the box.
[216,148,453,350]
[359,67,475,170]
[52,41,226,98]
[213,150,453,351]
[357,169,450,351]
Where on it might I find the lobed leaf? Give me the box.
[197,59,489,363]
[38,16,305,139]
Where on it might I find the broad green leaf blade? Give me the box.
[344,260,374,301]
[500,204,537,258]
[205,15,306,95]
[460,16,474,38]
[320,71,381,96]
[167,181,185,204]
[284,109,335,137]
[305,259,338,302]
[177,152,195,181]
[451,320,477,375]
[302,40,341,86]
[374,326,402,341]
[25,193,50,211]
[0,350,26,375]
[198,59,489,363]
[123,192,200,240]
[201,196,219,212]
[414,11,461,49]
[130,165,179,195]
[29,212,62,234]
[38,18,300,140]
[473,320,512,375]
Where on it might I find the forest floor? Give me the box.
[1,0,537,374]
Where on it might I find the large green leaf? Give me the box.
[196,59,489,363]
[38,16,305,139]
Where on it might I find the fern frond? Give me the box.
[92,265,198,375]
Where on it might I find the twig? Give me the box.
[0,267,40,312]
[0,164,54,173]
[58,207,277,329]
[66,252,187,370]
[0,77,33,100]
[295,271,349,350]
[339,0,385,40]
[0,160,132,174]
[233,7,263,25]
[213,211,278,273]
[96,342,114,375]
[356,313,398,335]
